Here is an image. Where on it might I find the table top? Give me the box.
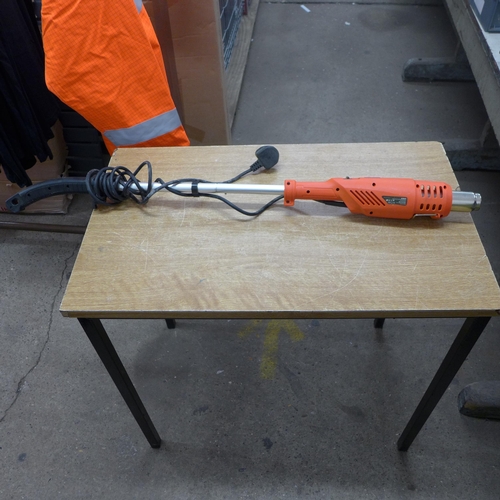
[60,142,500,319]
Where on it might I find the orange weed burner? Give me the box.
[283,177,479,219]
[6,145,481,219]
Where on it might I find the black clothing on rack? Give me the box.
[0,0,60,187]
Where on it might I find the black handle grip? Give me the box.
[6,178,89,213]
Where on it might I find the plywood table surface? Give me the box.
[60,142,500,319]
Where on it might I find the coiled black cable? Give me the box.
[85,162,154,206]
[85,160,283,216]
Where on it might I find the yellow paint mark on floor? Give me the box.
[238,319,305,379]
[261,324,280,379]
[238,319,262,338]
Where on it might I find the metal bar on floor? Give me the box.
[0,221,87,234]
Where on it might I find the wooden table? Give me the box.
[60,143,500,450]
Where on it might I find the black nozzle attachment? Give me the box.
[250,145,279,171]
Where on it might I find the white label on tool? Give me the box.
[383,196,407,206]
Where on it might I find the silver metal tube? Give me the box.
[451,191,481,212]
[136,182,285,195]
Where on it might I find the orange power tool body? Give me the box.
[283,177,455,219]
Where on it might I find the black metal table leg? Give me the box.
[78,318,161,448]
[397,316,491,451]
[374,318,385,329]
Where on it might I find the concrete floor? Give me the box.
[2,1,500,499]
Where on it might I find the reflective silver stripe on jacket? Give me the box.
[104,108,182,146]
[134,0,143,13]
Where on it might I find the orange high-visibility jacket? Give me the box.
[42,0,189,153]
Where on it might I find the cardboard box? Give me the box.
[145,0,231,146]
[0,120,68,182]
[0,121,71,214]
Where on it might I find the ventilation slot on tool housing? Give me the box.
[350,190,385,206]
[417,183,444,213]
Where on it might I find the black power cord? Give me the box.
[85,146,283,217]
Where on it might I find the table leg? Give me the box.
[397,316,490,451]
[78,318,161,448]
[165,319,176,329]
